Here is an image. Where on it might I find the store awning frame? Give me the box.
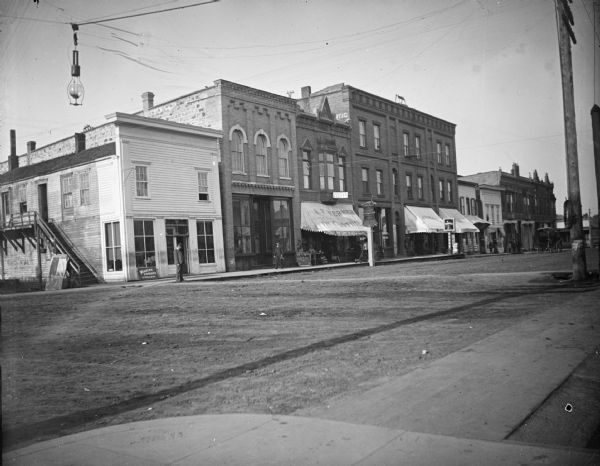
[301,202,370,236]
[404,206,446,234]
[438,208,480,233]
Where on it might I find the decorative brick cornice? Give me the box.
[232,180,295,192]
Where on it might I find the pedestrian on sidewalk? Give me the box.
[175,243,185,282]
[273,241,284,269]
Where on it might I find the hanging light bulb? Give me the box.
[68,24,84,106]
[68,49,84,105]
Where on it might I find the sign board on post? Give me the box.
[362,201,377,228]
[138,266,159,280]
[444,218,455,231]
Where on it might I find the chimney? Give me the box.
[8,129,19,170]
[27,141,36,153]
[511,162,519,177]
[74,132,86,153]
[142,91,155,112]
[301,86,311,99]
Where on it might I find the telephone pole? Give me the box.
[555,0,588,280]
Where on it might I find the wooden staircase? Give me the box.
[0,212,101,287]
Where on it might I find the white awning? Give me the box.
[439,208,480,233]
[404,206,445,233]
[301,202,369,236]
[465,214,490,226]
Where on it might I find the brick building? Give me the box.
[297,84,462,257]
[460,163,556,252]
[139,80,299,271]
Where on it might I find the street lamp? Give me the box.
[68,24,84,106]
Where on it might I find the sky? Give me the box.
[1,0,599,214]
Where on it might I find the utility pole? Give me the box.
[555,0,588,280]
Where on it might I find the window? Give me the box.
[197,171,209,201]
[361,168,370,193]
[447,181,453,203]
[319,153,326,190]
[374,124,381,151]
[415,135,421,158]
[60,175,73,210]
[326,153,335,190]
[134,219,156,267]
[471,199,477,215]
[273,199,292,251]
[231,129,245,173]
[439,179,444,201]
[392,169,398,196]
[104,222,122,271]
[302,150,312,189]
[376,170,383,196]
[406,174,413,200]
[359,120,367,148]
[437,142,442,164]
[278,139,290,178]
[445,144,451,165]
[233,198,252,254]
[1,191,9,221]
[460,196,465,214]
[135,165,149,197]
[417,175,424,200]
[256,134,268,176]
[197,220,215,264]
[338,155,346,191]
[403,132,409,156]
[79,171,90,206]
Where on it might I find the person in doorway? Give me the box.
[273,241,284,269]
[175,243,185,282]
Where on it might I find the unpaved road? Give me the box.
[1,251,598,451]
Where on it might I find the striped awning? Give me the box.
[438,208,480,233]
[404,206,446,233]
[301,202,369,236]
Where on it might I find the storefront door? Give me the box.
[253,198,272,265]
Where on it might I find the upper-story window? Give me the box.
[326,153,335,190]
[445,144,451,166]
[406,174,413,200]
[392,169,398,196]
[471,199,477,215]
[231,129,245,173]
[439,179,445,201]
[417,175,424,200]
[61,175,73,209]
[374,124,381,151]
[361,167,370,193]
[460,196,465,214]
[376,170,383,196]
[135,165,149,198]
[338,155,346,191]
[415,135,421,158]
[79,171,90,206]
[403,132,409,156]
[256,134,268,176]
[18,183,28,214]
[436,142,442,164]
[302,150,312,189]
[447,180,453,203]
[319,153,326,190]
[278,138,290,178]
[359,120,367,148]
[197,171,209,201]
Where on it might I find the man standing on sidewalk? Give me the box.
[175,243,185,282]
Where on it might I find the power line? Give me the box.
[76,0,219,26]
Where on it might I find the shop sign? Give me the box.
[444,218,455,231]
[333,192,348,199]
[138,266,158,280]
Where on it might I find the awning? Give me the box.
[404,206,445,233]
[301,202,369,236]
[465,214,490,226]
[439,208,480,233]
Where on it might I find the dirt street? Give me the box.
[1,250,598,451]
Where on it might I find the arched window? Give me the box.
[256,134,268,176]
[231,130,245,173]
[278,138,290,178]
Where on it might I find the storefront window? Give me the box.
[272,199,292,251]
[233,198,252,254]
[197,220,215,263]
[134,219,155,267]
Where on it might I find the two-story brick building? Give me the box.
[460,163,556,252]
[0,114,224,284]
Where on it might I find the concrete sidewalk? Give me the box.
[4,285,600,465]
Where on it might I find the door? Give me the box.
[1,191,9,226]
[38,184,48,222]
[252,198,272,265]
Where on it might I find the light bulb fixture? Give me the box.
[68,24,84,106]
